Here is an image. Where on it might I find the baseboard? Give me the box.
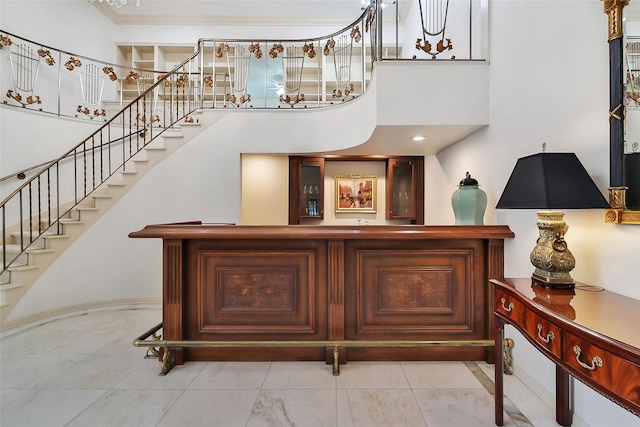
[0,298,161,337]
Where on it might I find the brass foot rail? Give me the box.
[134,322,495,376]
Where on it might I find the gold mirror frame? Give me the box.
[603,0,640,224]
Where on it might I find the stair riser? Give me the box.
[0,251,29,267]
[8,233,47,250]
[0,269,11,285]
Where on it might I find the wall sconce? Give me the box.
[496,151,609,289]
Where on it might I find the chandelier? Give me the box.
[361,0,394,9]
[93,0,141,8]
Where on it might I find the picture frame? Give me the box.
[335,175,377,213]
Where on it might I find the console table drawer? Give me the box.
[528,314,562,359]
[496,290,562,359]
[565,333,640,407]
[496,290,524,322]
[493,278,640,426]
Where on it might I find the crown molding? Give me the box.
[89,1,378,27]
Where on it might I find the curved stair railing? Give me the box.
[0,6,377,283]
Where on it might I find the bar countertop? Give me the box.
[129,222,515,240]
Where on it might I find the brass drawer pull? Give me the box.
[500,297,513,312]
[573,345,603,371]
[537,323,555,343]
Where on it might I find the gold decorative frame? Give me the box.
[335,175,376,213]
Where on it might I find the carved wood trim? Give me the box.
[602,0,629,41]
[163,239,184,362]
[328,240,345,341]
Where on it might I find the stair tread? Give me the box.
[0,245,55,253]
[43,234,69,240]
[9,232,54,246]
[0,282,25,290]
[8,264,39,272]
[25,248,55,254]
[59,219,85,224]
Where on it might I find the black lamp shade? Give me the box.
[496,153,609,209]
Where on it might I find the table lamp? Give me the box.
[496,151,609,288]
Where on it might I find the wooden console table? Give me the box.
[129,223,513,368]
[492,278,640,426]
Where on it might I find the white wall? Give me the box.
[2,1,640,426]
[241,154,289,225]
[324,160,386,225]
[436,2,640,426]
[1,1,116,60]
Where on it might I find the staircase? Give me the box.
[0,8,380,330]
[0,112,225,328]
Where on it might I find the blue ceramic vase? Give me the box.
[451,172,487,225]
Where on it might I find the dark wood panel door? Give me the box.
[182,238,328,360]
[343,239,488,360]
[386,157,424,224]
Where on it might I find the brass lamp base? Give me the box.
[529,211,576,289]
[532,272,575,289]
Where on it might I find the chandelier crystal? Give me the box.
[94,0,141,8]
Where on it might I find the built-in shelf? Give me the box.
[114,42,401,107]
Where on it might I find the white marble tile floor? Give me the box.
[0,307,560,426]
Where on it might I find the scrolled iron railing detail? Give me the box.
[65,57,82,71]
[37,48,55,66]
[416,0,454,59]
[76,105,106,118]
[215,42,230,58]
[6,90,41,106]
[269,43,284,58]
[0,33,12,49]
[248,42,263,59]
[324,28,361,102]
[125,70,141,82]
[302,42,317,59]
[102,66,118,81]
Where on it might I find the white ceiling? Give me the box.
[90,0,382,26]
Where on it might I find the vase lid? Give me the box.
[459,171,479,186]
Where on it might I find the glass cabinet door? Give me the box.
[386,157,424,224]
[300,160,323,218]
[289,157,324,224]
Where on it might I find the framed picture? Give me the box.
[335,175,377,213]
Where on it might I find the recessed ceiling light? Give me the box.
[411,136,425,141]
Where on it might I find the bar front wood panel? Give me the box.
[183,238,328,361]
[129,224,514,363]
[345,239,487,360]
